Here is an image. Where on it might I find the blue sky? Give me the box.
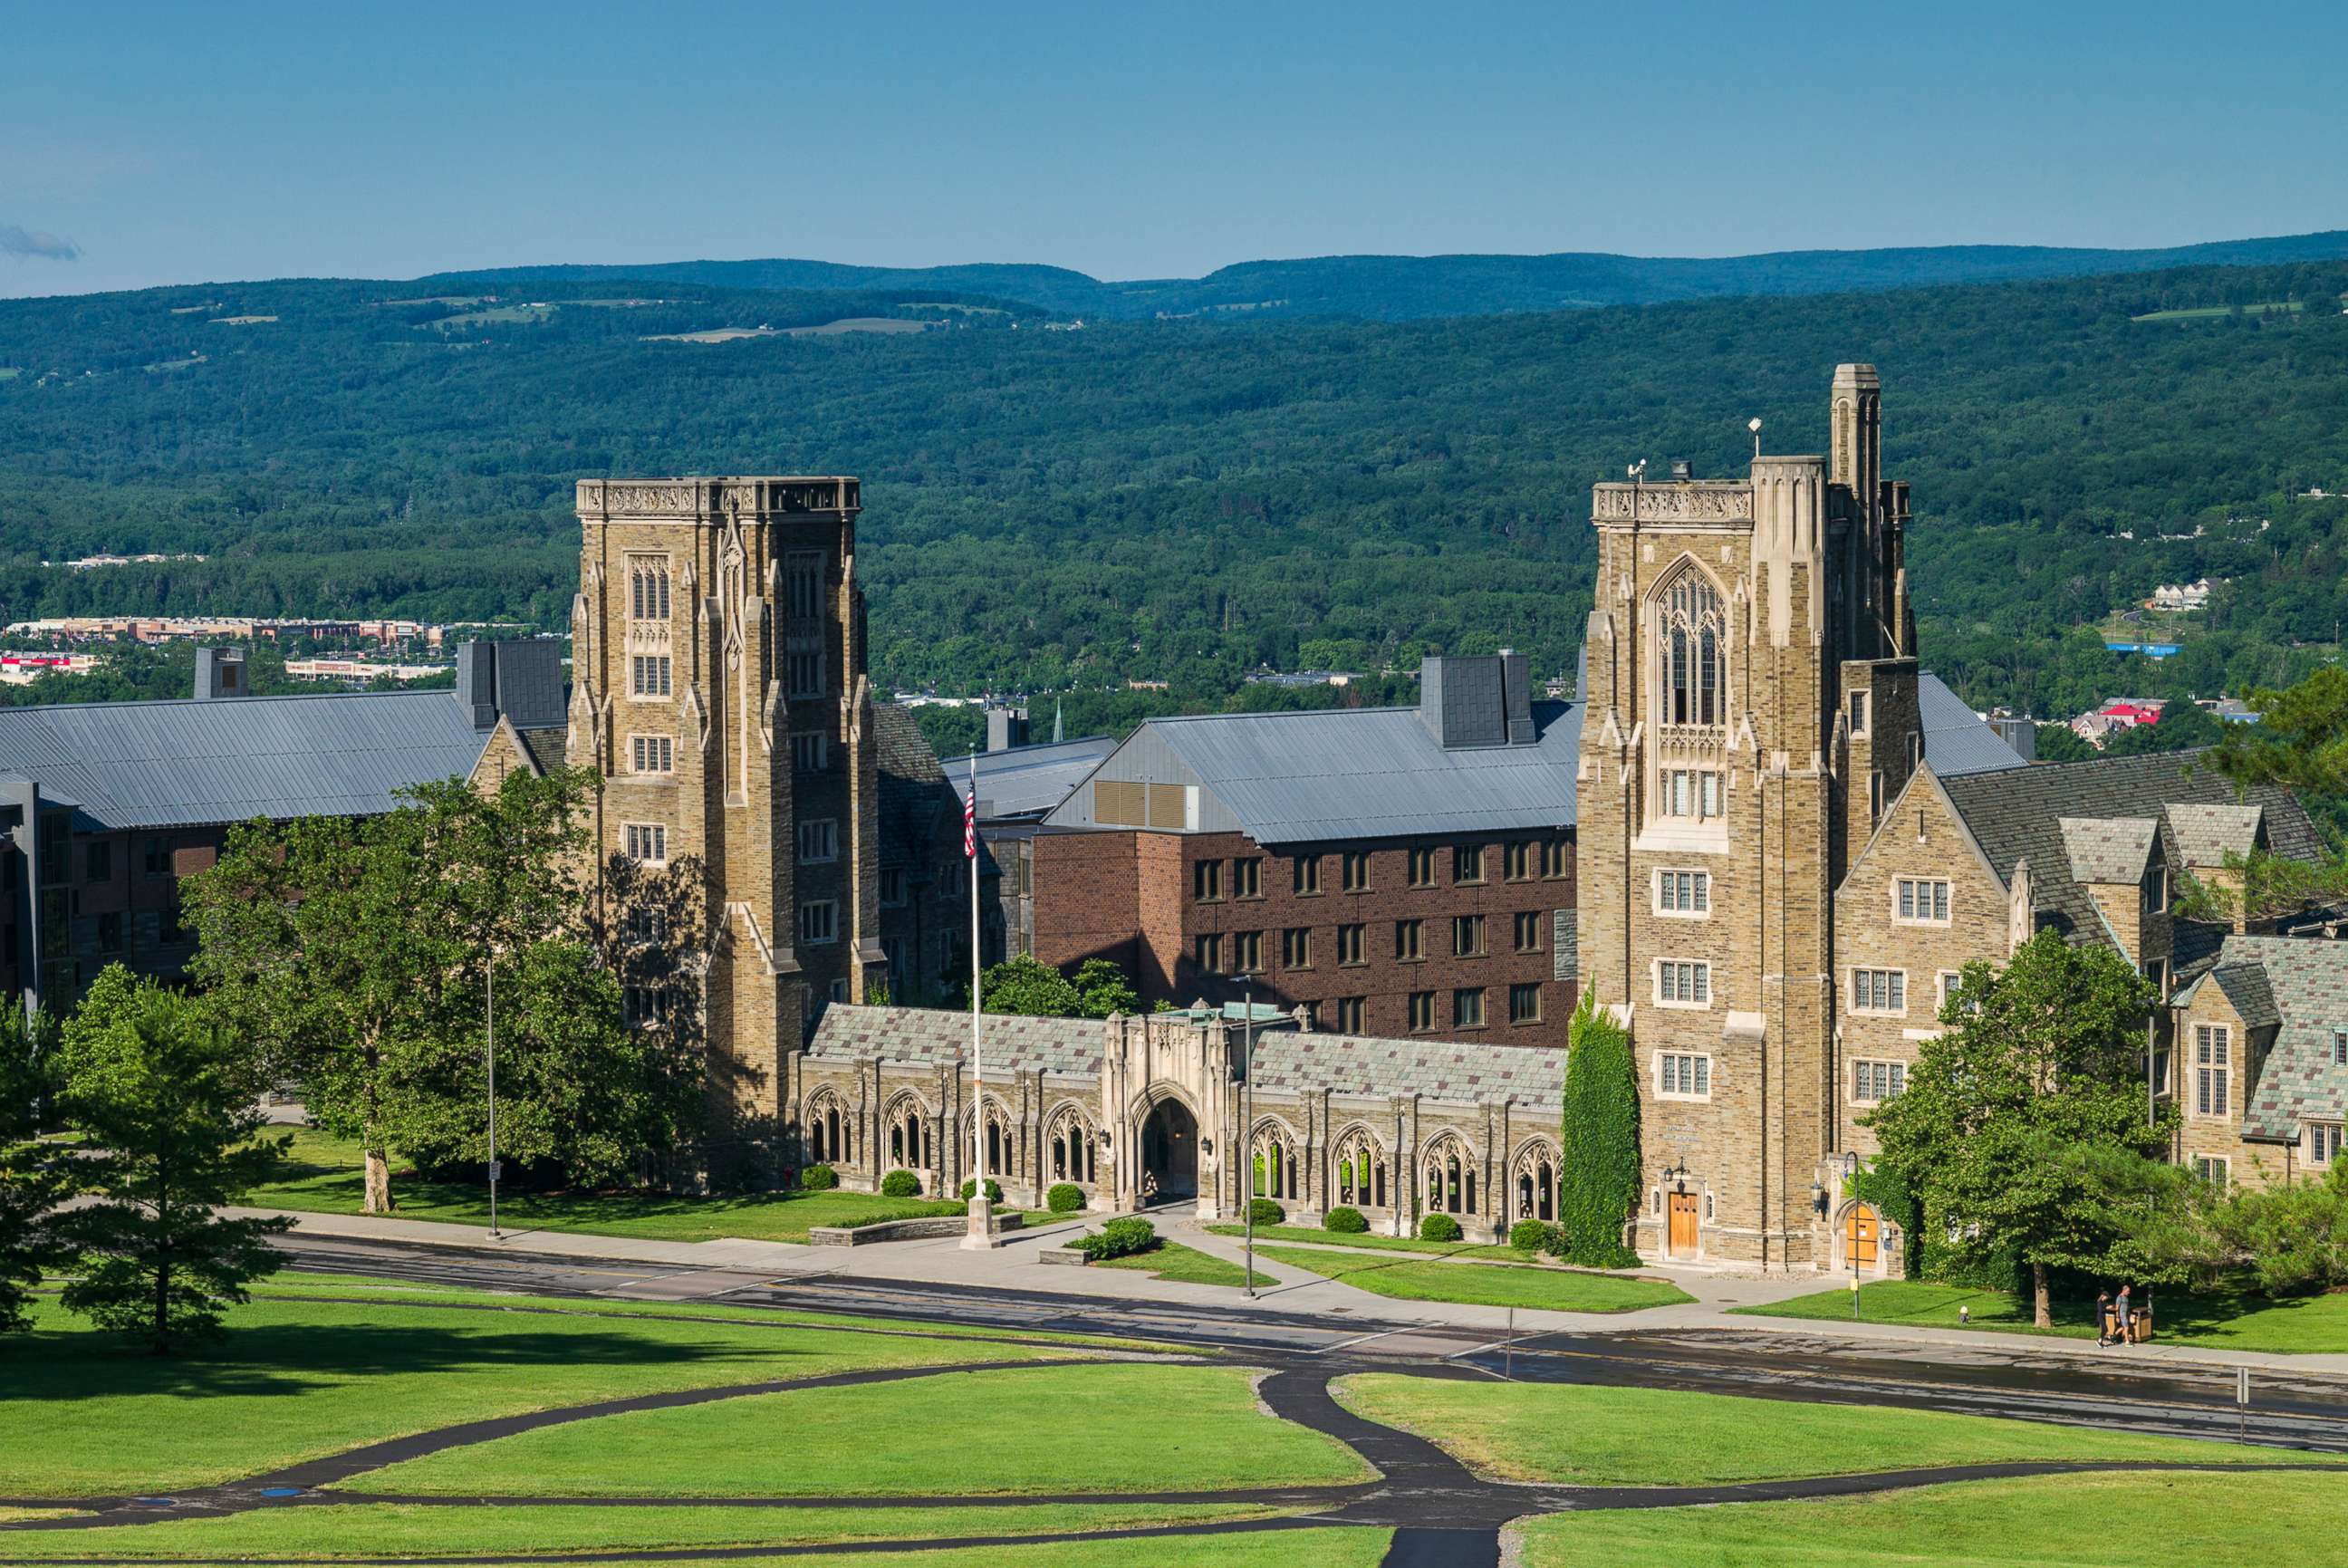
[5,0,2343,297]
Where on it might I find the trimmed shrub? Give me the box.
[1073,1217,1158,1261]
[1558,986,1643,1268]
[1046,1182,1086,1213]
[1419,1213,1464,1243]
[880,1169,921,1198]
[957,1178,1005,1203]
[799,1164,839,1192]
[1509,1218,1557,1253]
[1247,1198,1285,1227]
[1323,1206,1369,1234]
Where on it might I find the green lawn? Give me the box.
[1093,1241,1272,1288]
[0,1502,1286,1559]
[1256,1246,1691,1313]
[1207,1222,1536,1262]
[245,1127,1014,1243]
[1335,1376,2333,1486]
[1733,1278,2348,1354]
[362,1363,1371,1498]
[0,1290,1087,1497]
[1515,1469,2336,1566]
[722,1528,1393,1568]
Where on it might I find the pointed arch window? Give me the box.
[1334,1129,1389,1209]
[1657,570,1727,729]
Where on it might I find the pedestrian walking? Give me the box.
[2095,1289,2113,1347]
[2115,1284,2131,1344]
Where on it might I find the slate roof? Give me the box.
[1917,672,2029,777]
[803,1004,1104,1076]
[803,1003,1568,1106]
[1251,1030,1567,1106]
[2166,803,2265,867]
[0,689,493,832]
[517,726,568,774]
[1937,750,2320,950]
[2178,936,2348,1140]
[2057,815,2160,886]
[947,736,1120,822]
[1134,700,1583,844]
[873,704,966,874]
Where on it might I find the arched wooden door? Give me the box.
[1845,1203,1881,1270]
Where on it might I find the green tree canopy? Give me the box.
[185,765,707,1208]
[0,1005,63,1335]
[1868,931,2176,1325]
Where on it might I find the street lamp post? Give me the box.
[1239,974,1256,1299]
[486,950,501,1240]
[1844,1150,1862,1318]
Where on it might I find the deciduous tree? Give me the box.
[1869,932,2176,1325]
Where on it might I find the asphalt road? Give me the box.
[277,1232,2348,1456]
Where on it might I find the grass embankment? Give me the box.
[1092,1241,1272,1288]
[1256,1246,1690,1313]
[1206,1222,1536,1262]
[363,1363,1369,1497]
[728,1529,1395,1568]
[1515,1470,2335,1566]
[0,1503,1291,1560]
[245,1127,1030,1243]
[1733,1278,2348,1354]
[1334,1375,2335,1486]
[0,1284,1102,1497]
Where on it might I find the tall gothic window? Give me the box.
[1658,569,1726,728]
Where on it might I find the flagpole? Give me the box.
[962,753,998,1249]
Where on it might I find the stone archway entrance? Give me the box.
[1140,1099,1198,1203]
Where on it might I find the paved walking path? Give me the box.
[230,1203,2348,1377]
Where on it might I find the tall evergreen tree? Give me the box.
[1870,931,2177,1325]
[47,967,291,1354]
[0,1005,63,1335]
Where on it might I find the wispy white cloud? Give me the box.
[1,224,82,261]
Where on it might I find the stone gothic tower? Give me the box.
[572,477,887,1130]
[1574,367,1921,1268]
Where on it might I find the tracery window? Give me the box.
[1047,1106,1096,1184]
[965,1101,1011,1178]
[1252,1122,1300,1202]
[1656,568,1727,728]
[1333,1128,1388,1209]
[1422,1133,1476,1217]
[885,1099,930,1173]
[805,1090,851,1167]
[1512,1141,1558,1224]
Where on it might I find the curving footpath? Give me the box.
[4,1294,2340,1568]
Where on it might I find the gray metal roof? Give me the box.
[947,736,1120,822]
[0,689,491,832]
[1916,672,2029,777]
[1052,700,1583,845]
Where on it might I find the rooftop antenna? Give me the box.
[1748,418,1764,459]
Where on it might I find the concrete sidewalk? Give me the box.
[238,1203,2348,1380]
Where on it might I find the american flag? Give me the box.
[964,788,977,859]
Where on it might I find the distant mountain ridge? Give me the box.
[424,229,2348,320]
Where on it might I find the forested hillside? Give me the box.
[0,260,2344,721]
[433,229,2348,321]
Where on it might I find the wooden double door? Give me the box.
[1667,1191,1699,1255]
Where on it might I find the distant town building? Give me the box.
[0,653,103,686]
[2150,579,2213,611]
